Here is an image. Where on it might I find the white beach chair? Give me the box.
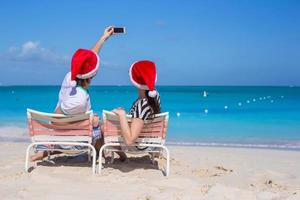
[25,109,97,174]
[99,110,170,176]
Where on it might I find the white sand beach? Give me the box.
[0,128,299,200]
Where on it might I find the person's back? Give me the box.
[55,72,91,115]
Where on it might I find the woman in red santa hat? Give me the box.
[30,26,114,161]
[113,60,161,150]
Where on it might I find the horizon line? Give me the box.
[0,84,299,87]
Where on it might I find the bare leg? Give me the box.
[30,151,47,161]
[30,151,61,161]
[98,119,127,161]
[96,133,127,162]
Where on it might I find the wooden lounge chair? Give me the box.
[99,110,170,176]
[25,109,97,174]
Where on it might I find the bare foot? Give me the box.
[116,151,127,162]
[30,151,47,161]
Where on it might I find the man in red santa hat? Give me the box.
[31,26,114,161]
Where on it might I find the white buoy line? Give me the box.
[180,94,287,116]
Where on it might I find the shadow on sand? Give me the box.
[31,153,161,174]
[102,154,160,173]
[36,153,92,168]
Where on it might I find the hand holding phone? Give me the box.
[113,27,126,34]
[102,26,114,39]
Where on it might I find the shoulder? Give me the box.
[130,98,152,120]
[75,86,89,97]
[135,98,150,108]
[61,72,72,88]
[65,72,71,79]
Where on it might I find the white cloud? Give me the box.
[2,41,69,65]
[21,41,40,55]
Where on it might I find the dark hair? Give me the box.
[76,78,91,88]
[146,90,161,118]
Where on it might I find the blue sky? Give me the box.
[0,0,299,86]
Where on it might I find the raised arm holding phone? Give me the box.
[91,26,114,54]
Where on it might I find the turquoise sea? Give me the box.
[1,86,300,150]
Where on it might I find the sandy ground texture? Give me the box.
[0,139,299,200]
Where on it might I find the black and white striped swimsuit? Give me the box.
[126,93,161,151]
[129,93,161,120]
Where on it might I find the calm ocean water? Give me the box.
[1,86,300,149]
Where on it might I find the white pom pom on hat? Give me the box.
[129,60,157,98]
[148,90,157,97]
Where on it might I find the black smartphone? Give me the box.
[113,27,126,34]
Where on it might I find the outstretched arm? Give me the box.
[91,26,114,54]
[112,108,144,145]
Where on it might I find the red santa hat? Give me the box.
[129,60,157,98]
[70,49,100,87]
